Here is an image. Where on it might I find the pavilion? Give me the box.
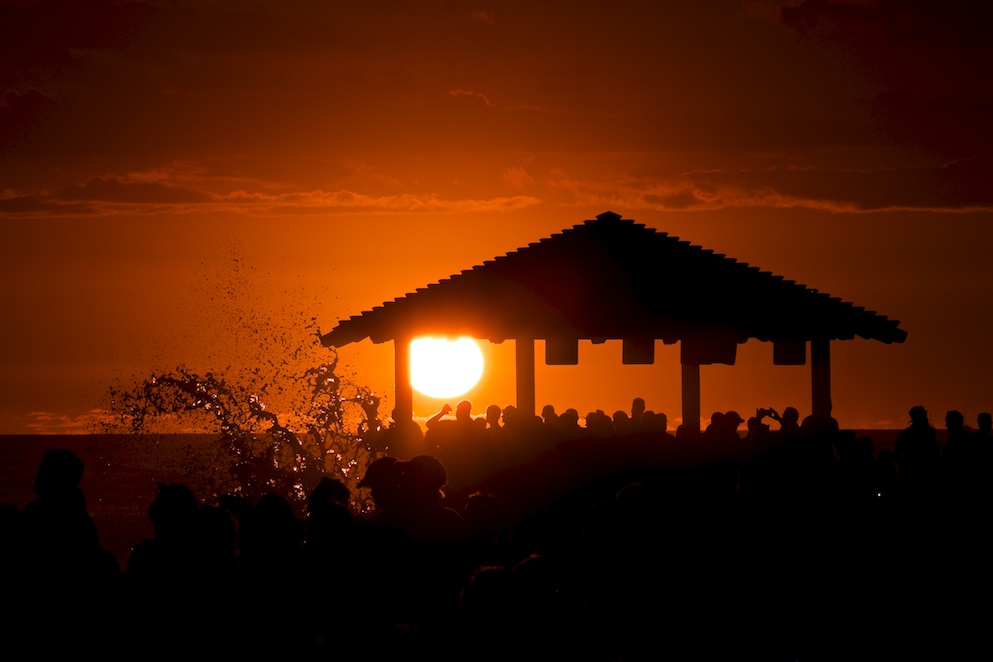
[320,211,906,431]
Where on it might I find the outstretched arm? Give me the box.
[426,403,453,428]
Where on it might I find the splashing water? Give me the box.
[102,256,388,514]
[105,346,385,513]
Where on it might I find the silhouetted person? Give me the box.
[127,482,200,585]
[740,406,814,506]
[641,410,673,438]
[299,477,360,651]
[800,401,840,443]
[941,409,973,464]
[16,449,120,653]
[236,491,304,589]
[557,407,585,439]
[426,399,486,494]
[381,407,425,460]
[706,410,744,444]
[612,409,634,436]
[393,455,467,547]
[365,455,469,631]
[745,408,775,444]
[941,409,981,504]
[894,405,941,501]
[501,403,520,429]
[20,449,118,587]
[128,496,241,654]
[974,412,992,440]
[484,403,503,431]
[359,455,404,518]
[703,411,724,439]
[540,403,559,428]
[773,405,802,439]
[585,409,615,438]
[800,402,842,491]
[190,503,239,582]
[630,396,646,431]
[478,403,505,475]
[303,476,356,556]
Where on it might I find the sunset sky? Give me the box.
[2,0,991,435]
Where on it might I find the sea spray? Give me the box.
[101,254,387,514]
[105,349,385,514]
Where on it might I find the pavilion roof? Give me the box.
[320,211,907,348]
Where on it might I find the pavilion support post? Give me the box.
[516,337,536,418]
[811,338,831,418]
[681,362,701,433]
[393,336,413,422]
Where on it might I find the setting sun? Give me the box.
[409,337,484,399]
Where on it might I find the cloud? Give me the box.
[643,188,708,211]
[0,87,57,151]
[6,151,989,218]
[679,158,993,212]
[447,89,494,107]
[0,0,155,71]
[212,190,541,215]
[870,90,993,158]
[547,157,993,213]
[0,176,541,217]
[778,1,992,162]
[0,193,97,216]
[779,0,880,37]
[466,10,496,26]
[502,166,534,191]
[23,409,112,435]
[780,0,993,49]
[56,175,212,204]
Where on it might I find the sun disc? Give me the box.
[409,337,484,399]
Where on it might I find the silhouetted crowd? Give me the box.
[2,400,991,660]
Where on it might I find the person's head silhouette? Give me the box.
[358,455,404,513]
[631,397,646,422]
[400,455,449,502]
[32,449,84,498]
[909,405,929,426]
[485,404,502,427]
[455,400,473,422]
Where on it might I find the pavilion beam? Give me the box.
[393,336,413,422]
[516,337,536,418]
[811,338,831,418]
[681,362,701,433]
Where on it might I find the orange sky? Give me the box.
[2,1,991,434]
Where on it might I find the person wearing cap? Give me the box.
[705,410,744,444]
[362,454,469,629]
[358,456,404,518]
[724,411,745,437]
